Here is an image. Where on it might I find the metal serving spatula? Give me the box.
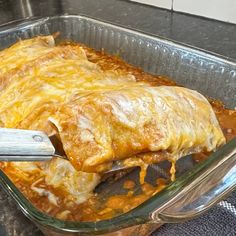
[0,128,64,161]
[0,128,129,174]
[0,127,137,175]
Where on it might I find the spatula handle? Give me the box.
[0,128,55,161]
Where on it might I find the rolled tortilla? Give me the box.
[50,85,226,172]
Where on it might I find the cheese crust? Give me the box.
[0,35,225,212]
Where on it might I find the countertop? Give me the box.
[1,0,236,59]
[0,0,236,236]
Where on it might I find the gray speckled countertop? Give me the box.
[0,0,236,236]
[1,0,236,59]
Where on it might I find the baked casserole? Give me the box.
[0,35,235,221]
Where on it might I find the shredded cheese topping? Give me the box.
[0,36,227,220]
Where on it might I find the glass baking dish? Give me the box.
[0,15,236,236]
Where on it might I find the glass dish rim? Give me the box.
[0,14,235,234]
[1,14,236,65]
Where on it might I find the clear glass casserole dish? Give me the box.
[0,15,236,236]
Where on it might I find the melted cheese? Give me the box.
[0,35,150,207]
[8,159,100,206]
[50,86,225,172]
[0,36,227,218]
[0,36,141,205]
[43,158,100,204]
[0,36,55,75]
[0,40,142,128]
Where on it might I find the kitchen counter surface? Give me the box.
[0,0,236,236]
[1,0,236,60]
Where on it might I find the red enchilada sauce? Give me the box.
[1,44,236,222]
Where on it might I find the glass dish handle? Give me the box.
[151,138,236,223]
